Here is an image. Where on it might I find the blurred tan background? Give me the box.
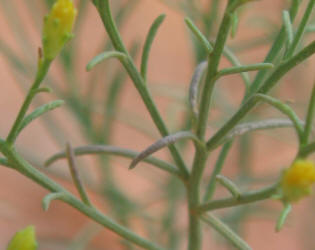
[1,0,315,249]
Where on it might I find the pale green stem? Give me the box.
[203,142,232,202]
[284,0,315,59]
[92,0,189,178]
[302,82,315,145]
[6,59,52,144]
[66,143,92,206]
[0,142,164,250]
[197,183,279,212]
[200,214,251,250]
[188,2,236,249]
[206,40,315,151]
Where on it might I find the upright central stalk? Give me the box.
[187,2,235,249]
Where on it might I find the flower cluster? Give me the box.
[280,159,315,203]
[42,0,77,60]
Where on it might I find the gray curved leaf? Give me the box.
[45,145,180,177]
[189,61,207,117]
[129,131,200,170]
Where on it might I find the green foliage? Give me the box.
[1,0,315,249]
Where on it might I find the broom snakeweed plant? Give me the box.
[2,0,315,249]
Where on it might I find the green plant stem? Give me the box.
[218,63,274,77]
[197,183,278,212]
[302,83,315,145]
[206,40,315,151]
[141,14,166,82]
[66,143,92,206]
[204,142,232,201]
[0,157,10,167]
[93,0,189,179]
[45,145,181,178]
[203,0,303,206]
[187,147,208,250]
[298,142,315,158]
[285,0,315,59]
[200,214,251,250]
[282,10,293,46]
[187,2,239,249]
[0,142,164,250]
[6,59,52,144]
[196,4,233,139]
[253,94,303,140]
[247,0,301,96]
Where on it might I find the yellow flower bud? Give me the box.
[281,159,315,203]
[7,226,38,250]
[42,0,77,60]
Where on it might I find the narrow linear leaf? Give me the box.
[185,17,213,53]
[254,94,304,139]
[216,175,241,199]
[221,46,250,89]
[42,192,67,211]
[17,100,65,135]
[66,143,92,206]
[302,82,315,144]
[31,87,53,95]
[201,214,252,250]
[204,142,233,202]
[285,0,315,58]
[129,131,201,170]
[218,63,274,77]
[45,145,180,177]
[189,61,208,117]
[282,10,293,46]
[86,51,127,71]
[276,204,292,232]
[221,118,300,145]
[231,12,239,38]
[141,14,166,82]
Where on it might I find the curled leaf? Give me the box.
[220,118,300,146]
[189,61,208,117]
[129,131,201,169]
[45,145,180,177]
[42,192,67,211]
[86,51,126,71]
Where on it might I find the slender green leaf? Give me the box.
[276,204,292,232]
[201,215,251,250]
[17,100,65,135]
[141,14,166,82]
[216,175,241,199]
[184,17,213,53]
[86,51,127,71]
[282,10,293,46]
[45,145,180,177]
[218,63,274,77]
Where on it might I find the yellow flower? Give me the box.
[281,159,315,202]
[42,0,77,60]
